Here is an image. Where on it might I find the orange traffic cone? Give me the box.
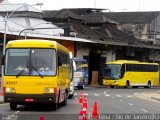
[84,95,87,102]
[92,101,98,119]
[82,97,88,109]
[82,107,88,120]
[79,108,84,120]
[78,107,88,120]
[79,92,83,104]
[39,115,45,120]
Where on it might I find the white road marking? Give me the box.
[128,103,133,106]
[120,99,124,102]
[105,94,110,97]
[74,93,77,96]
[127,95,132,98]
[104,91,108,94]
[15,111,19,114]
[116,95,122,97]
[104,91,110,96]
[94,94,99,96]
[75,98,78,100]
[141,109,148,113]
[84,93,88,96]
[4,110,20,120]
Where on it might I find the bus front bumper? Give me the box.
[4,93,57,104]
[103,80,119,86]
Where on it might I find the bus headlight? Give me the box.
[44,88,54,93]
[5,87,15,93]
[49,88,54,93]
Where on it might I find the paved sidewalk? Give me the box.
[0,90,4,104]
[134,91,160,103]
[0,96,4,104]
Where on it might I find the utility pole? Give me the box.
[94,0,96,8]
[138,0,140,11]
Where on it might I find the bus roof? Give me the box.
[106,60,159,65]
[6,39,69,53]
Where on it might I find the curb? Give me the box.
[151,97,160,101]
[0,101,4,104]
[88,85,108,88]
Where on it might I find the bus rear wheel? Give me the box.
[132,86,138,88]
[10,102,17,110]
[110,86,114,88]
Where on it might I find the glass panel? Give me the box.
[30,49,56,76]
[103,64,121,80]
[5,49,29,75]
[5,49,56,76]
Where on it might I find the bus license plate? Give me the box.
[25,98,34,102]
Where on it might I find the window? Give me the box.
[58,51,69,67]
[126,64,158,72]
[5,49,56,76]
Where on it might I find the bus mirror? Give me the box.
[1,55,4,65]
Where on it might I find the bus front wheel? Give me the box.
[10,102,17,110]
[125,81,130,88]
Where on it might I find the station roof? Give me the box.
[105,12,160,24]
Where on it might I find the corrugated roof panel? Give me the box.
[0,3,41,13]
[0,16,64,36]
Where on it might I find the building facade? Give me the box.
[43,9,160,85]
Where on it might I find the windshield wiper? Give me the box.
[32,66,44,78]
[16,70,25,78]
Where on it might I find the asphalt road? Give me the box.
[0,87,160,120]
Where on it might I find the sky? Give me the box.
[8,0,160,12]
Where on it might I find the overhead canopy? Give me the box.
[0,16,64,36]
[0,3,41,13]
[0,3,66,40]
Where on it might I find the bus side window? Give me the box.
[121,64,125,79]
[58,57,62,66]
[58,52,62,66]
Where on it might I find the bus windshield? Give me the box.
[5,49,56,76]
[103,64,121,80]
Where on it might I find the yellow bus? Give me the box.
[103,60,159,88]
[3,39,71,110]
